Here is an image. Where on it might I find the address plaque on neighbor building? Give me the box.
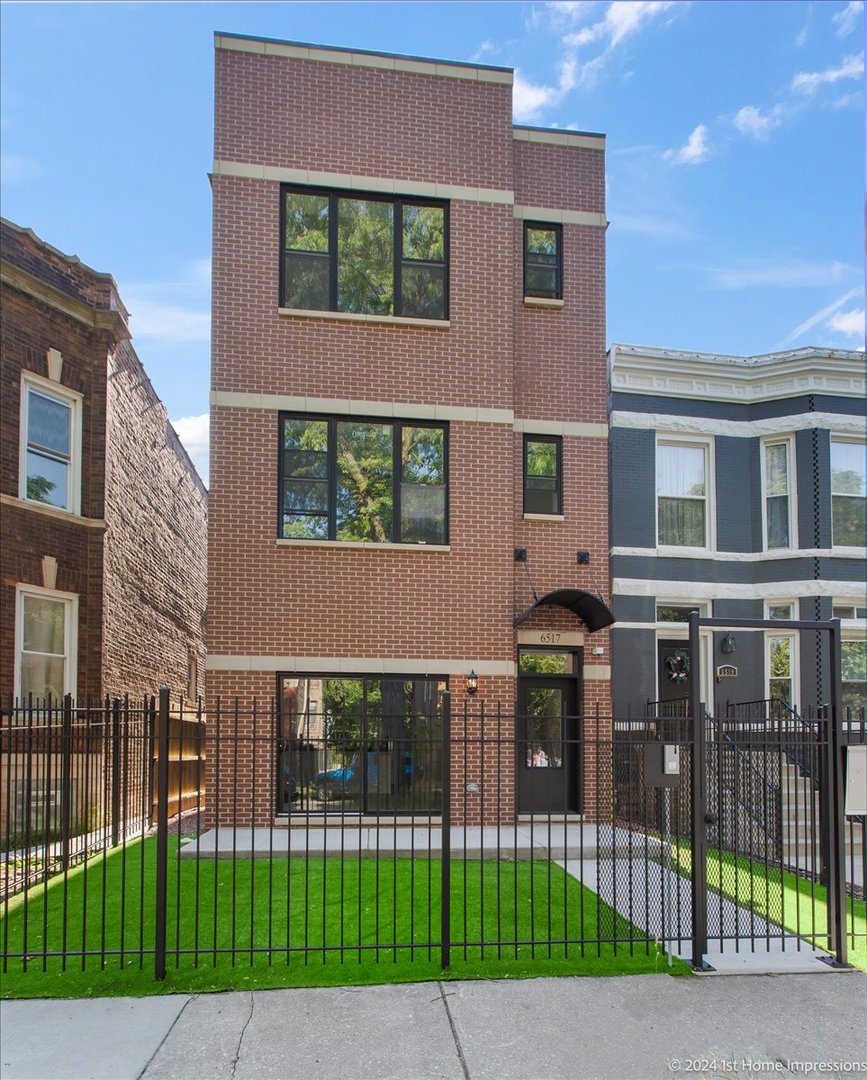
[517,630,584,647]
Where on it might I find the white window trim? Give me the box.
[14,583,79,702]
[830,435,866,550]
[764,599,799,711]
[655,434,715,554]
[760,435,797,553]
[654,599,713,703]
[19,373,83,517]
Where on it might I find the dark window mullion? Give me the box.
[393,423,402,543]
[394,202,404,318]
[327,417,337,540]
[328,195,339,311]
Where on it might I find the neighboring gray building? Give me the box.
[608,344,865,720]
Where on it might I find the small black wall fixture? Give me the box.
[721,632,737,655]
[465,670,479,696]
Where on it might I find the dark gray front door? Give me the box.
[517,678,579,813]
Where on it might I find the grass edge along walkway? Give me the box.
[663,843,866,971]
[1,837,691,998]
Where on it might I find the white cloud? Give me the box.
[121,260,211,346]
[791,52,864,94]
[734,104,785,140]
[515,1,682,120]
[513,71,560,121]
[709,259,854,291]
[0,153,42,186]
[171,413,209,487]
[126,299,210,343]
[779,286,862,346]
[828,308,865,338]
[470,40,499,62]
[604,0,679,46]
[662,124,710,166]
[832,0,864,36]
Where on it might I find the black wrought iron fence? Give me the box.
[1,690,861,984]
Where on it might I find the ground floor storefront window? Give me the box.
[278,674,446,814]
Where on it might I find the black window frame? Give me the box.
[523,221,563,300]
[280,185,450,320]
[278,412,450,545]
[523,434,563,516]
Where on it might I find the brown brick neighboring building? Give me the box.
[209,34,612,824]
[0,218,208,705]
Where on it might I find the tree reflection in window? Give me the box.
[280,415,447,544]
[282,188,446,319]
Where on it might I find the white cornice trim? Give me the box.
[610,410,865,438]
[206,655,517,676]
[613,578,867,601]
[210,391,514,425]
[215,34,514,85]
[609,345,865,404]
[514,205,607,228]
[611,545,867,562]
[513,127,605,151]
[211,160,515,206]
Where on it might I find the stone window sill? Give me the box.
[278,307,450,330]
[523,297,564,309]
[277,538,450,553]
[523,513,565,522]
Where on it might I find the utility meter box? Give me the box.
[644,743,681,788]
[845,746,867,817]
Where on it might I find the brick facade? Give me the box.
[0,218,207,704]
[209,36,611,824]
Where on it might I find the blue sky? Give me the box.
[1,1,863,484]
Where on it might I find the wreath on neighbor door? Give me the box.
[666,650,690,684]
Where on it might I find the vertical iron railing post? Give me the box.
[827,621,848,967]
[147,697,157,827]
[440,689,451,970]
[111,698,121,849]
[688,611,710,970]
[60,694,73,872]
[818,704,831,888]
[154,687,170,981]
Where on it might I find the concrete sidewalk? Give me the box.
[2,973,864,1080]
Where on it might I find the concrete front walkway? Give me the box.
[2,973,864,1080]
[562,857,838,975]
[180,823,663,860]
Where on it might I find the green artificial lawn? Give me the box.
[665,844,866,971]
[1,838,689,998]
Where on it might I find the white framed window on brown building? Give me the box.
[14,584,78,702]
[19,374,82,515]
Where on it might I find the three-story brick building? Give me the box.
[208,34,612,824]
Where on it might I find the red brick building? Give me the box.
[0,219,208,705]
[208,34,611,823]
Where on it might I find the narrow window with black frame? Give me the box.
[524,222,562,300]
[524,435,562,515]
